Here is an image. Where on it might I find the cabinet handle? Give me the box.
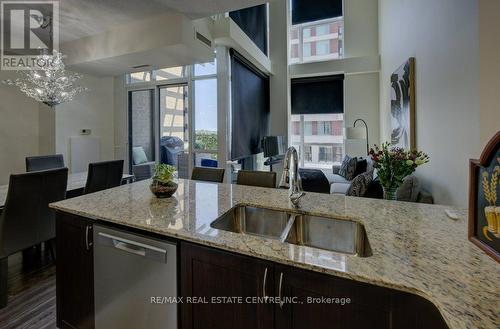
[262,267,269,302]
[85,225,93,250]
[278,272,284,308]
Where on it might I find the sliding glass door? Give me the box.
[126,61,219,179]
[158,84,189,166]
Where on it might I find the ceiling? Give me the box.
[59,0,268,43]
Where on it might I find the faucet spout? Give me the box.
[279,147,305,207]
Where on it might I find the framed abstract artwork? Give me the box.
[390,57,415,150]
[469,131,500,262]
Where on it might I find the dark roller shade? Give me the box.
[229,4,267,55]
[292,0,343,25]
[291,74,344,115]
[230,50,270,160]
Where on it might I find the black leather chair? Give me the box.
[25,154,65,172]
[191,167,225,183]
[236,170,276,188]
[84,160,124,194]
[0,168,68,308]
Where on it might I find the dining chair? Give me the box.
[0,167,68,308]
[191,167,225,183]
[25,154,65,172]
[84,160,124,194]
[236,170,277,188]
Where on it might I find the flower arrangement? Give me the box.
[369,142,429,199]
[150,164,178,198]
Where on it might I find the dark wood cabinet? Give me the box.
[56,212,94,329]
[181,242,448,329]
[274,264,392,329]
[53,217,448,329]
[180,242,274,329]
[273,264,447,329]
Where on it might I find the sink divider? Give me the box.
[279,213,300,243]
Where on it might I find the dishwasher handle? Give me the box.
[97,232,168,263]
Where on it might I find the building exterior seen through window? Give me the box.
[290,17,344,64]
[291,113,344,168]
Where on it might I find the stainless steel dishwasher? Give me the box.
[94,225,177,329]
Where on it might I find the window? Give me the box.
[318,146,333,162]
[317,121,331,135]
[126,67,186,84]
[127,71,152,84]
[291,114,344,169]
[194,61,216,76]
[316,24,329,36]
[194,79,217,151]
[289,0,344,64]
[304,145,312,162]
[290,75,344,168]
[316,40,330,56]
[303,42,312,58]
[156,66,186,81]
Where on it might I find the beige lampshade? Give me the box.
[346,127,367,140]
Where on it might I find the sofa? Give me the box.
[324,157,375,195]
[323,157,434,203]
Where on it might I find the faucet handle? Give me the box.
[290,191,305,208]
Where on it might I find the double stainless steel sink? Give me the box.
[210,205,371,257]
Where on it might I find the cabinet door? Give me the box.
[274,264,391,329]
[56,212,94,329]
[180,242,274,329]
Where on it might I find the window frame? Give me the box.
[125,61,218,175]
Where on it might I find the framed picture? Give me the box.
[469,131,500,262]
[390,57,416,150]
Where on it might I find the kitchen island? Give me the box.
[50,179,499,329]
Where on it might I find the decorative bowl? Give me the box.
[150,180,178,198]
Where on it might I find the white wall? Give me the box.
[344,0,379,58]
[113,75,129,171]
[478,0,500,148]
[344,72,380,156]
[56,74,115,171]
[379,0,480,206]
[0,71,40,184]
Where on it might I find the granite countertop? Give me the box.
[50,179,499,329]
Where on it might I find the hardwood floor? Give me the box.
[0,246,56,329]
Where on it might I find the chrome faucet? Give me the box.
[279,146,305,208]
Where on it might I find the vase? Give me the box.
[150,180,178,198]
[383,186,398,201]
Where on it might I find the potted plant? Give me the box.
[369,142,429,200]
[150,163,178,198]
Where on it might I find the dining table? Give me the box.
[0,172,134,209]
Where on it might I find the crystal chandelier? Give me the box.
[2,51,87,108]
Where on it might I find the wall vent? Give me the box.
[196,32,212,48]
[131,64,151,70]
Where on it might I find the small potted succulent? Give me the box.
[150,163,178,198]
[369,142,429,200]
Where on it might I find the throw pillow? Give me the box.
[132,146,148,165]
[338,155,358,180]
[353,159,368,177]
[346,170,374,197]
